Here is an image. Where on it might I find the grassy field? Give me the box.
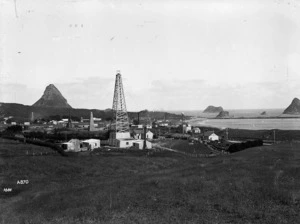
[0,138,299,223]
[157,139,212,154]
[0,138,57,156]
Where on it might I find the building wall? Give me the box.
[82,140,100,150]
[109,132,131,146]
[209,134,219,141]
[118,140,134,148]
[133,140,152,149]
[146,141,152,149]
[133,142,143,150]
[146,132,153,139]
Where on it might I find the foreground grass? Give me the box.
[0,138,299,223]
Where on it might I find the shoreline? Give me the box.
[186,117,300,131]
[181,126,300,141]
[193,116,300,120]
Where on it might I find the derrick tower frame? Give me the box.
[111,71,129,133]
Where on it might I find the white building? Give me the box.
[146,130,154,139]
[50,120,58,125]
[133,140,152,150]
[62,139,101,152]
[203,131,219,141]
[132,130,154,140]
[110,137,152,149]
[81,139,100,151]
[183,124,192,133]
[61,139,82,152]
[193,127,201,134]
[209,133,219,141]
[109,132,131,147]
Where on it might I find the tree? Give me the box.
[5,125,23,133]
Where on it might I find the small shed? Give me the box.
[81,139,100,151]
[203,131,219,141]
[61,139,82,152]
[117,139,136,148]
[61,139,81,152]
[146,130,154,140]
[133,140,152,150]
[209,133,219,141]
[183,124,192,133]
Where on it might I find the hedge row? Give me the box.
[227,139,263,153]
[1,135,68,157]
[23,131,109,141]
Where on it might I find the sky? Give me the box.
[1,0,300,111]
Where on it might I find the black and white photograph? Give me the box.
[0,0,300,223]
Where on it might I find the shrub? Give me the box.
[4,125,23,134]
[227,139,263,153]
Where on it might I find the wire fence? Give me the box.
[153,145,220,158]
[0,151,59,158]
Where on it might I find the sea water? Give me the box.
[191,118,300,130]
[169,109,300,130]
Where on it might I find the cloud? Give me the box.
[127,79,300,110]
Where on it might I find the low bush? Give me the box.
[227,139,263,153]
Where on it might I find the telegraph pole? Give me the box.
[143,125,147,150]
[181,112,184,134]
[226,128,229,140]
